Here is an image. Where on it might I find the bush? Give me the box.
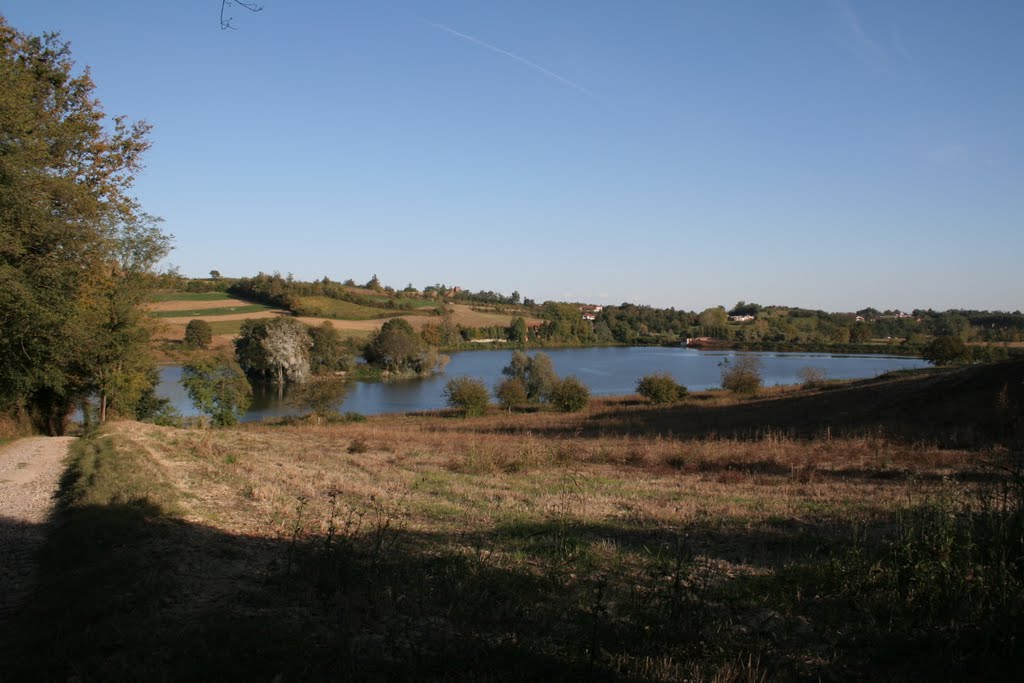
[287,376,349,424]
[184,319,213,349]
[549,376,590,412]
[502,351,558,402]
[720,356,763,395]
[636,372,687,404]
[494,377,528,412]
[923,336,969,366]
[796,366,827,388]
[444,376,490,417]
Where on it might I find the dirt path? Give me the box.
[0,436,75,622]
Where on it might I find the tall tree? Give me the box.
[0,19,166,433]
[80,213,172,422]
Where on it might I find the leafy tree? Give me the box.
[234,317,312,384]
[288,376,349,424]
[181,354,252,427]
[494,377,528,412]
[209,270,221,279]
[234,319,272,377]
[0,19,167,433]
[923,336,969,366]
[261,317,313,384]
[549,376,590,412]
[80,213,172,423]
[364,318,425,373]
[508,317,528,345]
[443,376,490,417]
[729,301,762,316]
[502,351,558,402]
[185,320,213,349]
[934,313,972,342]
[365,274,383,291]
[308,321,348,374]
[698,307,729,336]
[636,373,687,404]
[850,322,872,344]
[720,356,763,395]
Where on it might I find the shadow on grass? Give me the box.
[2,484,1022,682]
[486,360,1024,449]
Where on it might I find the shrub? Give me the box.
[796,366,827,388]
[923,335,969,366]
[287,376,349,424]
[720,356,763,395]
[184,319,213,349]
[549,376,590,412]
[494,377,528,412]
[636,372,687,404]
[502,351,558,402]
[444,376,490,417]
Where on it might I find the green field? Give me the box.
[294,296,415,320]
[150,304,271,318]
[148,291,232,302]
[203,320,247,336]
[364,295,439,309]
[199,319,372,339]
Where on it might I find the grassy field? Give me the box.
[148,291,232,302]
[150,304,272,318]
[294,296,428,320]
[5,361,1022,681]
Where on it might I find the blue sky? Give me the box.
[4,1,1022,312]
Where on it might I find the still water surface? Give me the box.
[158,347,929,422]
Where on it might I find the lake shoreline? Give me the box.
[156,347,931,422]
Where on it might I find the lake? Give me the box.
[157,347,929,422]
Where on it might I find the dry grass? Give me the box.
[82,411,1017,680]
[11,364,1021,680]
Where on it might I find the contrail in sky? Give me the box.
[414,16,595,98]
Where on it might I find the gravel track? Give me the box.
[0,436,74,623]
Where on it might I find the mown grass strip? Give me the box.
[150,304,271,318]
[294,295,411,320]
[148,291,232,302]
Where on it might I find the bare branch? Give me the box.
[220,0,263,31]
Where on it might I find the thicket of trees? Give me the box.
[363,318,448,376]
[0,19,172,433]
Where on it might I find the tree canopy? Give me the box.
[0,18,170,433]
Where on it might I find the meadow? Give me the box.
[5,361,1022,681]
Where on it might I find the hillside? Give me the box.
[147,286,542,354]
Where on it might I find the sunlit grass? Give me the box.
[148,291,231,302]
[149,304,271,318]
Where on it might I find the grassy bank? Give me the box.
[6,362,1023,680]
